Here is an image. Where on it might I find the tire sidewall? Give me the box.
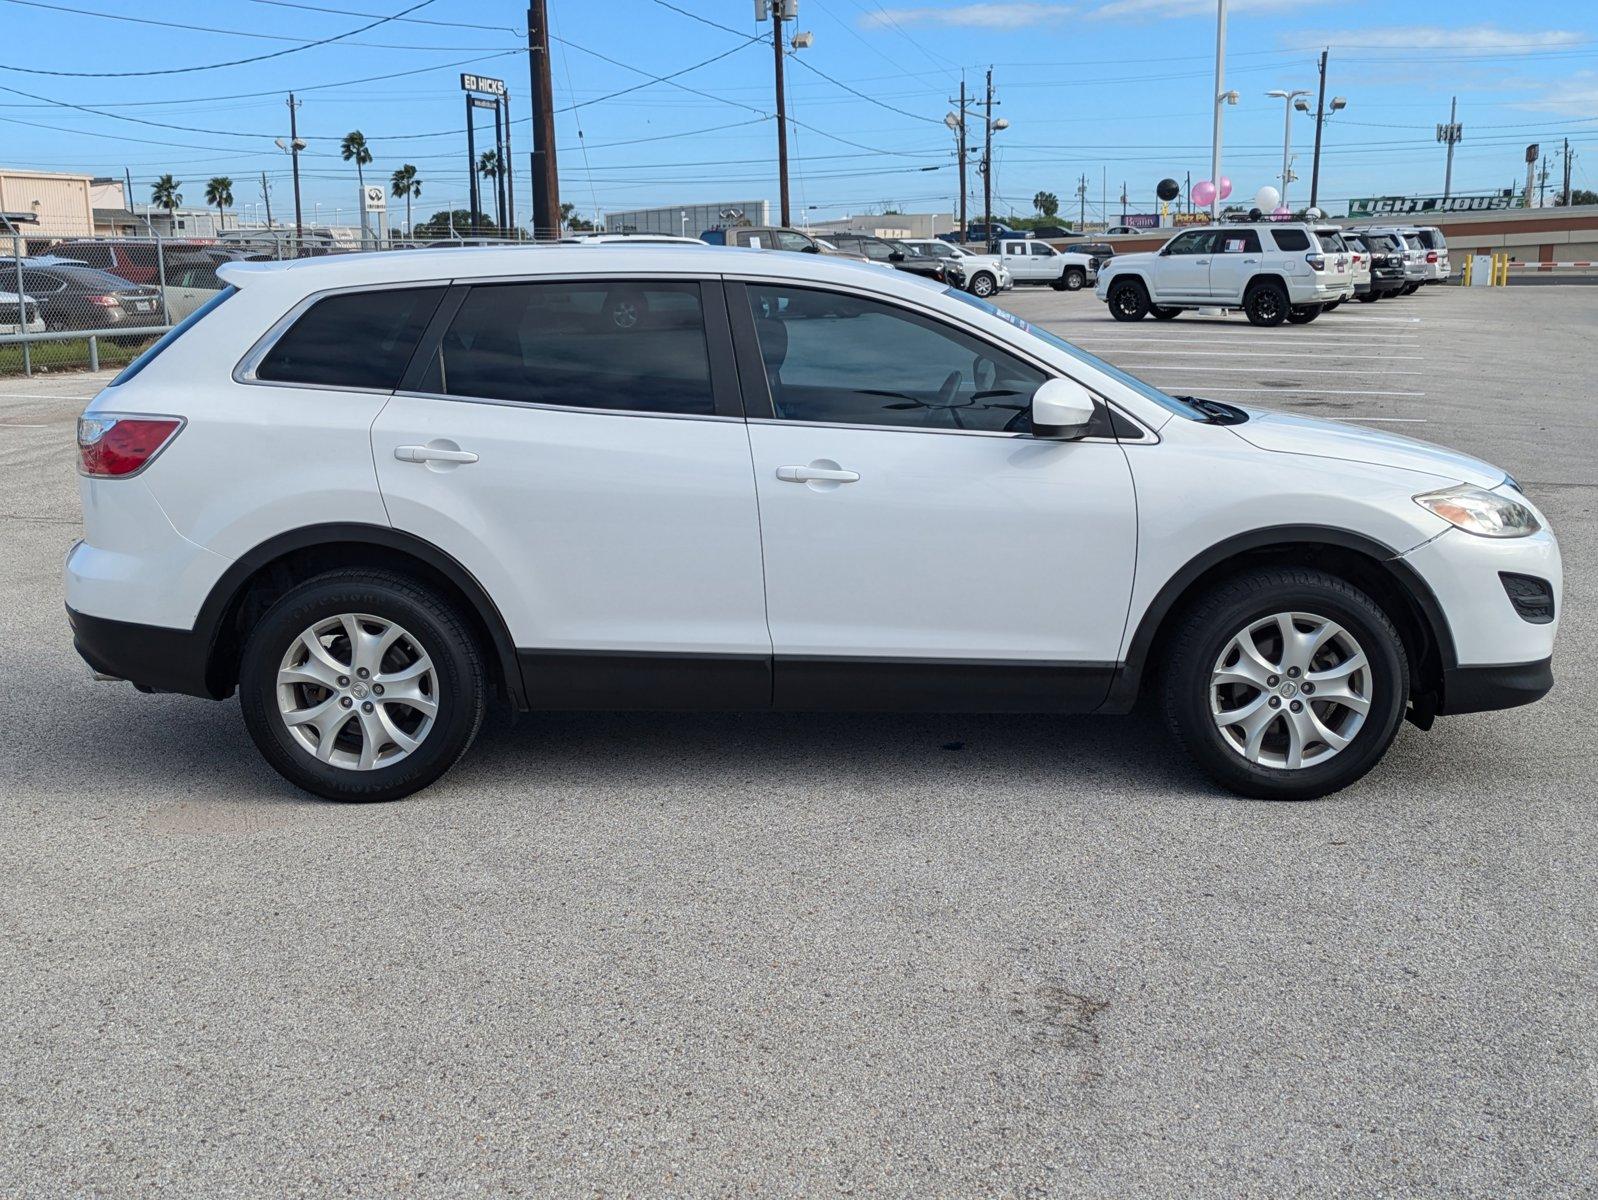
[1109,279,1149,320]
[239,575,484,802]
[1167,577,1408,800]
[1245,283,1288,326]
[1064,268,1085,291]
[970,272,995,297]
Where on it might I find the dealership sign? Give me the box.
[1347,190,1522,218]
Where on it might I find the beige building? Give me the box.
[0,168,94,240]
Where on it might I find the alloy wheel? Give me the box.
[1209,611,1371,770]
[276,613,440,771]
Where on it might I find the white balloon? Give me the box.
[1303,206,1323,220]
[1254,185,1281,212]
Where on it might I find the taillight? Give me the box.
[87,294,120,307]
[1305,253,1325,270]
[77,414,183,477]
[1426,250,1438,263]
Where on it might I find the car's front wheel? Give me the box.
[239,570,487,802]
[1108,278,1150,321]
[968,271,996,297]
[1161,567,1408,800]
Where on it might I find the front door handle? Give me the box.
[1194,258,1210,265]
[777,463,859,484]
[395,443,478,465]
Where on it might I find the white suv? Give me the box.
[1096,223,1355,325]
[67,246,1560,802]
[901,238,1012,298]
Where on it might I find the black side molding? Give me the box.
[1438,658,1553,715]
[68,606,217,699]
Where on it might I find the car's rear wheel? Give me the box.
[239,570,487,802]
[1357,292,1380,303]
[1108,278,1150,321]
[1243,281,1289,326]
[1161,567,1408,800]
[1150,305,1181,321]
[1323,299,1343,313]
[1286,305,1322,324]
[968,271,996,298]
[1402,282,1420,295]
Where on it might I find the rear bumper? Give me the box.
[1438,658,1553,715]
[67,605,221,699]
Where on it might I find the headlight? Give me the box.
[1414,483,1540,538]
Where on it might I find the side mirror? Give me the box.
[801,243,821,253]
[1030,377,1096,440]
[888,250,905,262]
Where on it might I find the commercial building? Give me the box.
[805,212,956,239]
[0,168,95,240]
[604,200,771,236]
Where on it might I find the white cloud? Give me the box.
[861,3,1071,30]
[1290,25,1588,53]
[1511,71,1598,116]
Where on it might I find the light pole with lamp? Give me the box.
[1266,89,1311,210]
[1208,0,1235,220]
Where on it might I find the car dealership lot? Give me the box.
[2,287,1594,1195]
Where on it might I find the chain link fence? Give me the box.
[1,229,535,376]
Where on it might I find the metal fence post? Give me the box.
[89,335,100,372]
[12,234,31,377]
[155,235,172,325]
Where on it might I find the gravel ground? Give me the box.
[1,285,1594,1197]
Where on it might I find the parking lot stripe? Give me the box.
[1086,349,1426,360]
[1172,386,1427,396]
[1122,364,1427,375]
[1066,336,1421,347]
[1335,417,1428,423]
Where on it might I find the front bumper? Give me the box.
[1439,658,1553,715]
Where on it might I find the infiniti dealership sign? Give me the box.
[1348,190,1522,217]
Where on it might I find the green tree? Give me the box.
[558,201,594,232]
[1552,188,1597,207]
[412,208,497,239]
[1033,190,1060,218]
[340,130,373,239]
[150,174,182,223]
[390,164,421,236]
[204,176,233,232]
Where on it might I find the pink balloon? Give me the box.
[1273,205,1290,218]
[1218,176,1233,200]
[1191,179,1216,207]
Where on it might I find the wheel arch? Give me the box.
[195,523,526,708]
[1102,526,1455,715]
[1244,272,1289,296]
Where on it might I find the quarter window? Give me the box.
[255,287,444,390]
[745,284,1047,432]
[1271,228,1312,252]
[434,280,717,416]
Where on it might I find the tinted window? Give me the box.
[699,229,726,245]
[62,244,111,268]
[774,230,814,253]
[1214,230,1261,253]
[20,270,65,293]
[1029,242,1054,256]
[256,287,444,389]
[436,280,715,416]
[1314,231,1347,253]
[746,284,1047,432]
[1165,231,1215,255]
[1271,228,1311,252]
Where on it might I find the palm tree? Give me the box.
[150,174,182,229]
[1033,190,1059,219]
[476,150,501,230]
[340,130,372,241]
[390,164,421,237]
[204,176,233,233]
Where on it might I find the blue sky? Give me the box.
[2,0,1595,227]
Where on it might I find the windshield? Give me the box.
[941,287,1206,420]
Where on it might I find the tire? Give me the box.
[1062,267,1086,292]
[968,271,996,298]
[1150,305,1181,321]
[1243,280,1289,327]
[1402,282,1420,295]
[1322,299,1343,313]
[239,569,488,802]
[1356,292,1380,303]
[1107,278,1150,321]
[1286,305,1321,325]
[1160,567,1408,801]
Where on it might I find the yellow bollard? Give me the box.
[1462,256,1473,286]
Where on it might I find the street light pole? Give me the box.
[772,2,790,226]
[1266,88,1311,209]
[1209,0,1227,220]
[982,67,995,250]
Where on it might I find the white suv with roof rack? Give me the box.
[1094,222,1355,325]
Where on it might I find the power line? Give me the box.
[0,0,439,77]
[787,54,941,124]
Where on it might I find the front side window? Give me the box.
[1030,242,1054,256]
[435,280,715,417]
[1165,231,1214,256]
[745,284,1046,433]
[774,231,814,253]
[255,286,444,390]
[1271,228,1312,252]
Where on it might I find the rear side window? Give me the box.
[1315,231,1347,253]
[699,229,726,245]
[1271,228,1311,252]
[255,287,444,390]
[432,280,716,416]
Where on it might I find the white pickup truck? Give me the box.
[995,238,1098,291]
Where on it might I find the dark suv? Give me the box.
[1345,232,1407,302]
[822,233,950,283]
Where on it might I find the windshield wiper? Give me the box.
[1173,395,1249,425]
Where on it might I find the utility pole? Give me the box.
[527,0,560,237]
[260,171,272,227]
[948,75,968,242]
[1120,181,1127,224]
[771,0,791,226]
[1538,152,1550,207]
[982,67,994,250]
[1077,173,1087,230]
[1438,96,1462,200]
[1184,170,1191,215]
[492,96,507,234]
[1562,138,1573,207]
[1309,48,1327,209]
[465,93,480,231]
[287,93,304,244]
[1209,0,1227,220]
[503,90,516,238]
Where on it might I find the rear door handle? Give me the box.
[777,464,859,484]
[395,444,478,464]
[1195,258,1210,265]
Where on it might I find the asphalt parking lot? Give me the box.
[3,284,1594,1197]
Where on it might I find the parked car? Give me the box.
[45,239,164,286]
[940,222,1017,245]
[1095,223,1355,325]
[700,226,860,257]
[1063,242,1116,272]
[562,233,707,245]
[900,238,1012,297]
[1312,227,1364,311]
[0,289,44,335]
[16,262,166,335]
[997,238,1097,291]
[820,232,951,283]
[1353,225,1429,294]
[1345,232,1408,302]
[1104,225,1141,236]
[159,257,226,321]
[67,246,1561,803]
[1410,226,1451,284]
[1029,225,1078,241]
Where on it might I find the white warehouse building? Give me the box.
[604,200,771,237]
